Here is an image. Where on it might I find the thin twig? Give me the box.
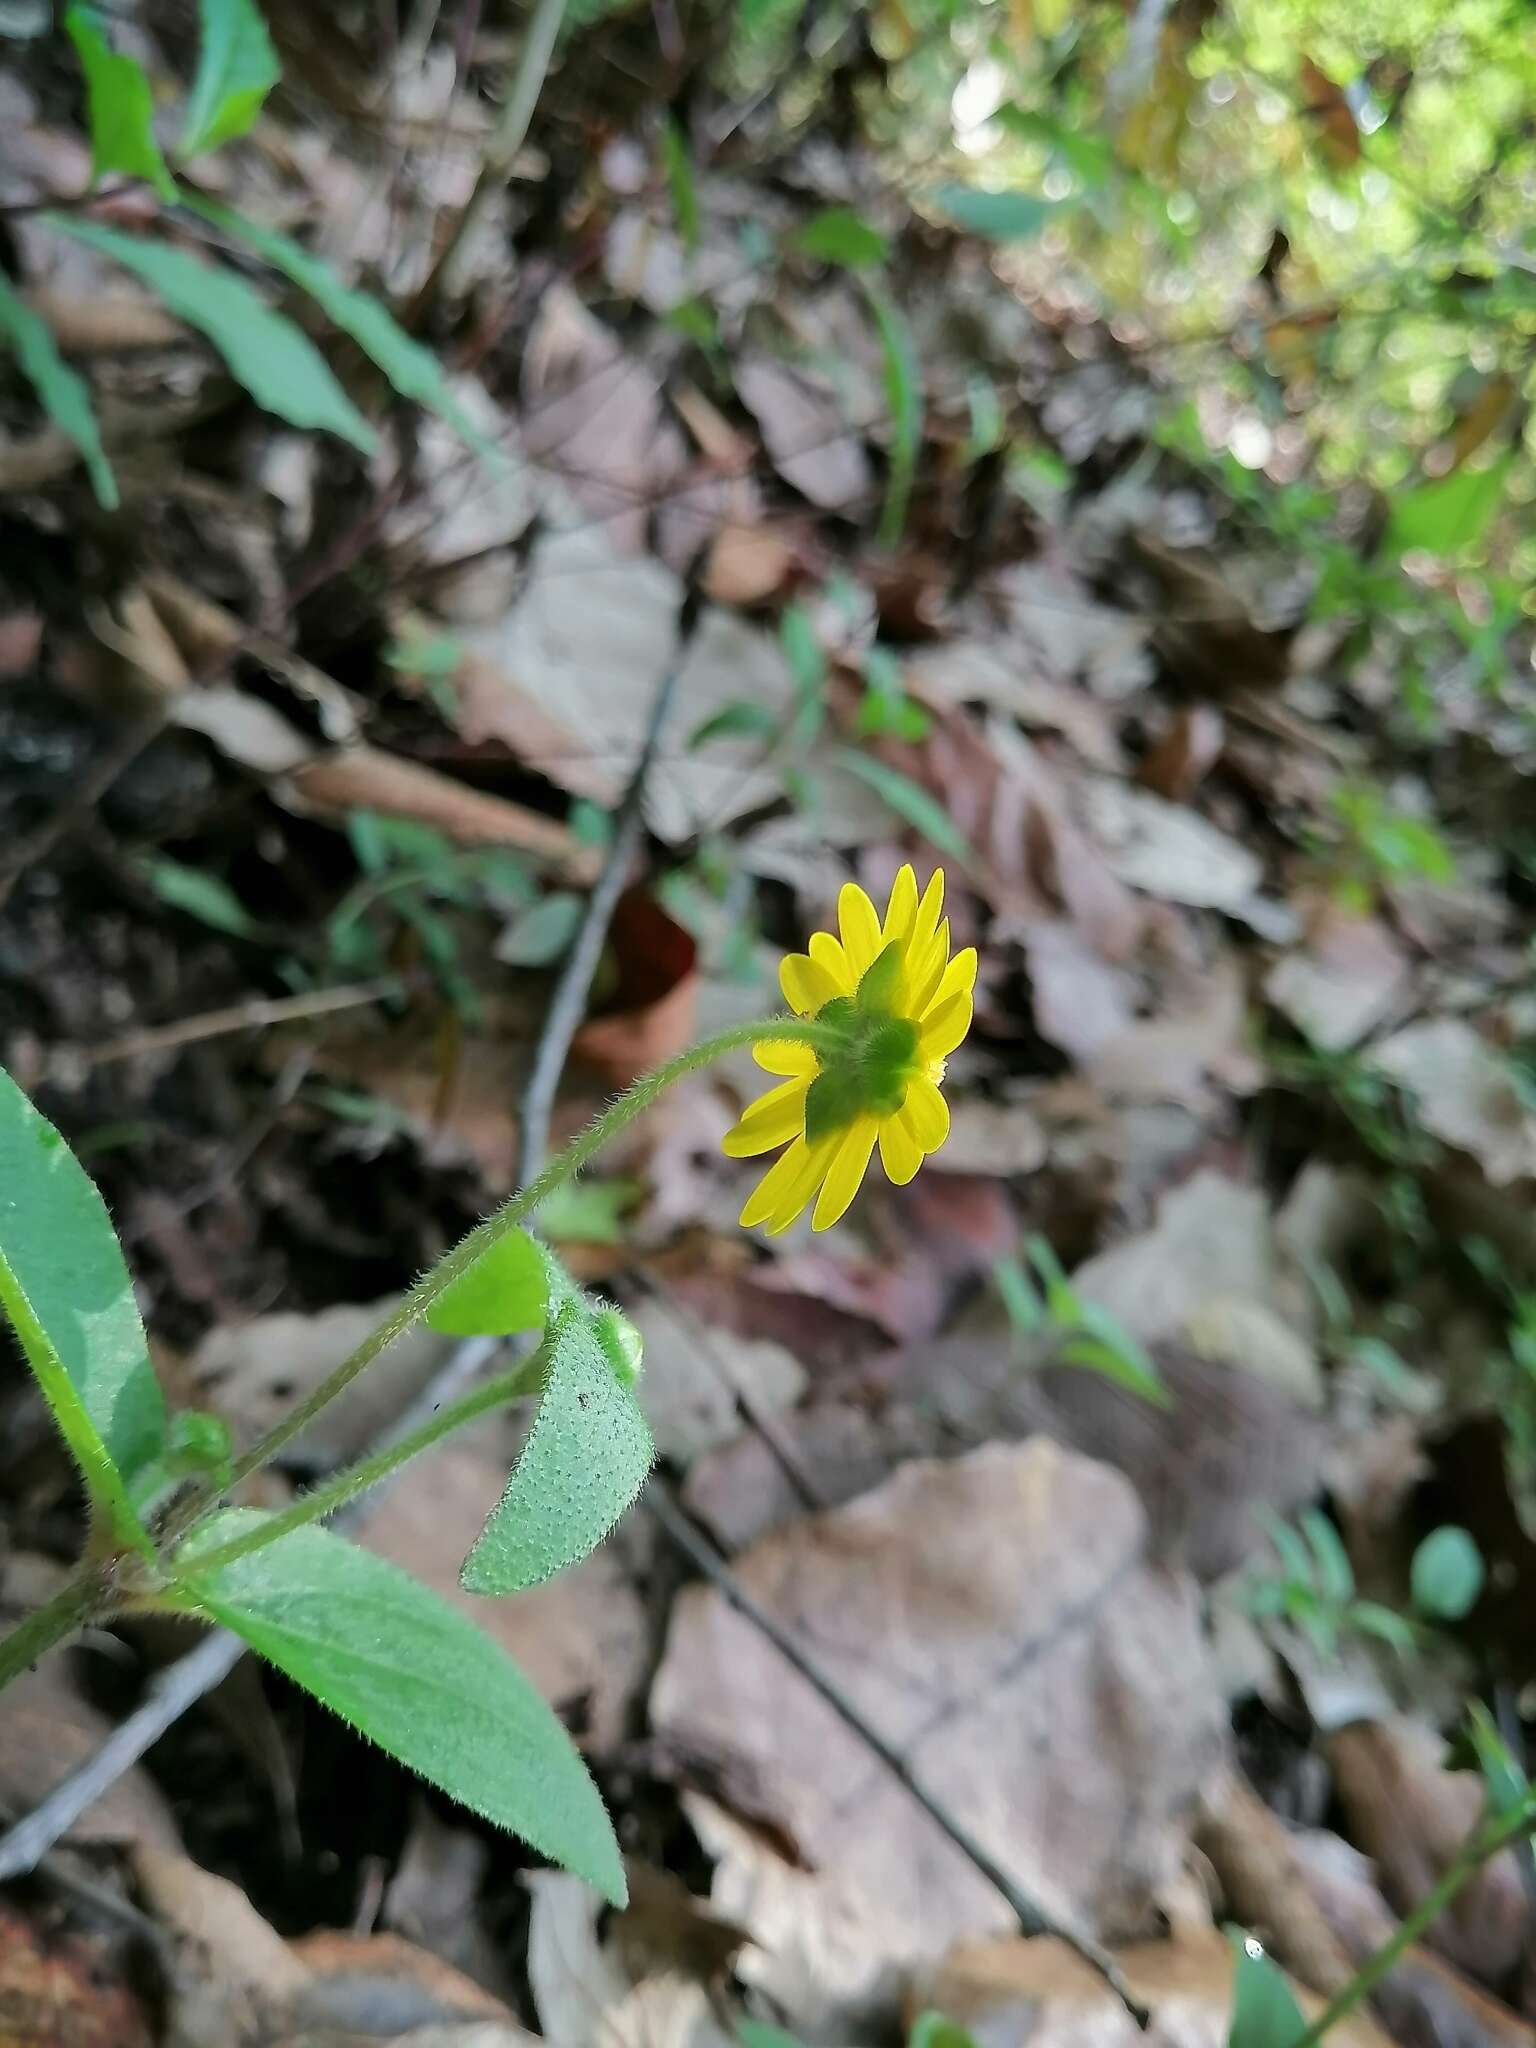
[407,0,570,324]
[642,1475,1151,2029]
[0,709,165,914]
[63,979,404,1071]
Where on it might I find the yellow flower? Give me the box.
[724,866,976,1233]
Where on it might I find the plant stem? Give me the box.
[0,1572,103,1693]
[1289,1788,1536,2046]
[167,1350,550,1579]
[212,1013,833,1494]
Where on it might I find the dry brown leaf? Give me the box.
[704,521,797,605]
[923,1922,1391,2048]
[905,639,1125,771]
[1088,955,1257,1108]
[25,286,183,352]
[651,1439,1223,2033]
[1079,777,1263,913]
[573,887,699,1086]
[735,356,872,511]
[1371,1018,1536,1185]
[290,1928,518,2035]
[624,1294,806,1466]
[359,1437,647,1751]
[0,1660,179,1855]
[1140,707,1226,803]
[527,1870,739,2048]
[1071,1170,1273,1345]
[1328,1718,1530,1988]
[1266,910,1411,1051]
[935,1096,1048,1176]
[132,1843,308,1997]
[186,1298,462,1465]
[1023,921,1138,1064]
[0,1900,154,2048]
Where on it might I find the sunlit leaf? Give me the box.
[1385,456,1513,558]
[425,1227,549,1337]
[64,6,176,197]
[795,206,889,268]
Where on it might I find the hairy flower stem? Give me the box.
[194,1015,838,1503]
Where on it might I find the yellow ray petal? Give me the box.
[764,1133,840,1233]
[922,945,977,1018]
[920,992,972,1061]
[740,1135,815,1229]
[882,864,918,946]
[899,1072,950,1153]
[808,930,855,993]
[837,881,883,977]
[754,1040,816,1076]
[909,869,944,956]
[878,1114,923,1187]
[780,951,842,1016]
[811,1114,879,1230]
[906,920,951,1014]
[722,1078,810,1157]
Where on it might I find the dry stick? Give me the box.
[644,1478,1151,2029]
[407,0,570,326]
[68,978,404,1071]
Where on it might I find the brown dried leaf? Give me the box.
[0,1658,179,1855]
[735,357,872,511]
[651,1440,1224,2033]
[1266,909,1411,1052]
[1371,1018,1536,1185]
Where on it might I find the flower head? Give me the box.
[725,866,975,1233]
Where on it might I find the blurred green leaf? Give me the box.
[0,1066,165,1549]
[690,701,782,748]
[178,0,280,157]
[142,856,260,939]
[795,206,889,268]
[908,2016,979,2048]
[0,273,118,508]
[176,1510,625,1902]
[1385,456,1513,557]
[661,115,699,254]
[864,282,920,548]
[1226,1929,1306,2048]
[50,220,376,452]
[64,6,176,197]
[1411,1524,1485,1620]
[537,1179,639,1246]
[1300,1508,1355,1607]
[1349,1600,1420,1658]
[931,184,1058,241]
[495,891,584,968]
[191,201,502,467]
[995,1254,1046,1337]
[1466,1699,1531,1818]
[834,749,969,863]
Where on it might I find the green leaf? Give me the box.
[64,6,176,198]
[188,201,503,468]
[689,701,782,748]
[1349,1599,1420,1658]
[0,1065,164,1547]
[178,0,279,156]
[995,1255,1046,1337]
[1300,1508,1355,1606]
[1226,1929,1307,2048]
[1256,1509,1315,1592]
[1466,1699,1531,1818]
[660,115,699,254]
[780,602,826,697]
[931,184,1058,241]
[176,1511,624,1902]
[48,219,376,453]
[834,749,970,863]
[425,1228,549,1337]
[142,856,260,939]
[737,2026,807,2048]
[0,273,118,509]
[1060,1312,1169,1406]
[1385,455,1512,558]
[795,206,889,269]
[863,282,920,548]
[538,1179,639,1246]
[1411,1524,1485,1620]
[495,891,584,968]
[908,2016,979,2048]
[460,1297,654,1595]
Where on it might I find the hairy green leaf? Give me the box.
[64,6,176,197]
[931,184,1057,241]
[176,1511,624,1901]
[834,748,971,863]
[425,1227,549,1337]
[190,201,503,466]
[460,1297,653,1595]
[49,219,376,452]
[1226,1930,1306,2048]
[0,1065,164,1547]
[795,206,889,269]
[1410,1524,1485,1620]
[0,273,118,508]
[178,0,280,156]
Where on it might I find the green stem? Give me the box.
[0,1571,104,1693]
[215,1013,831,1493]
[1290,1788,1536,2047]
[167,1351,551,1581]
